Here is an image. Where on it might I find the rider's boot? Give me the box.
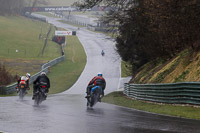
[98,98,101,102]
[85,94,91,98]
[102,91,104,97]
[98,91,104,102]
[85,92,90,98]
[32,92,36,100]
[44,93,47,100]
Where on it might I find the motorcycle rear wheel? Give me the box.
[19,88,25,100]
[34,94,40,105]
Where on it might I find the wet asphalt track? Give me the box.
[0,15,200,133]
[1,95,200,133]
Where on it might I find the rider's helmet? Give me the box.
[97,72,103,77]
[41,72,46,76]
[26,73,31,78]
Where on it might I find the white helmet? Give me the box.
[41,72,46,75]
[97,72,103,77]
[26,73,31,78]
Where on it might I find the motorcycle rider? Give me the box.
[32,72,50,100]
[16,73,31,93]
[101,50,105,56]
[85,72,106,99]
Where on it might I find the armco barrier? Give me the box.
[123,82,200,105]
[24,13,46,22]
[4,56,65,95]
[0,86,7,95]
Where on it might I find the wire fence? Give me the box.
[1,56,65,95]
[0,48,41,58]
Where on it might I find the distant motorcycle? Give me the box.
[18,83,27,100]
[34,85,48,105]
[87,86,102,107]
[101,50,105,56]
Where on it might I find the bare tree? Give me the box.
[25,0,48,14]
[0,0,24,15]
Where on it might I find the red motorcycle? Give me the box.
[17,83,28,100]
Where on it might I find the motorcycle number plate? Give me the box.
[21,85,24,88]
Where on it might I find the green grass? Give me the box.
[0,16,62,76]
[174,70,189,82]
[121,60,132,77]
[152,57,181,83]
[102,91,200,120]
[0,16,60,60]
[0,93,17,97]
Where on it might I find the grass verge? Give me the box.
[121,60,132,77]
[0,16,60,60]
[102,91,200,120]
[0,16,61,76]
[29,36,86,94]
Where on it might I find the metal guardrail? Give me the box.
[3,56,65,94]
[63,14,98,27]
[123,82,200,105]
[24,13,46,22]
[0,86,7,95]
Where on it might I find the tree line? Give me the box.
[0,0,48,15]
[0,64,15,86]
[0,0,24,15]
[75,0,200,72]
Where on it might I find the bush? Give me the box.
[0,64,14,86]
[0,86,7,95]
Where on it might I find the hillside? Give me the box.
[0,15,60,76]
[130,49,200,84]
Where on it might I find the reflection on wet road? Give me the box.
[0,95,200,133]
